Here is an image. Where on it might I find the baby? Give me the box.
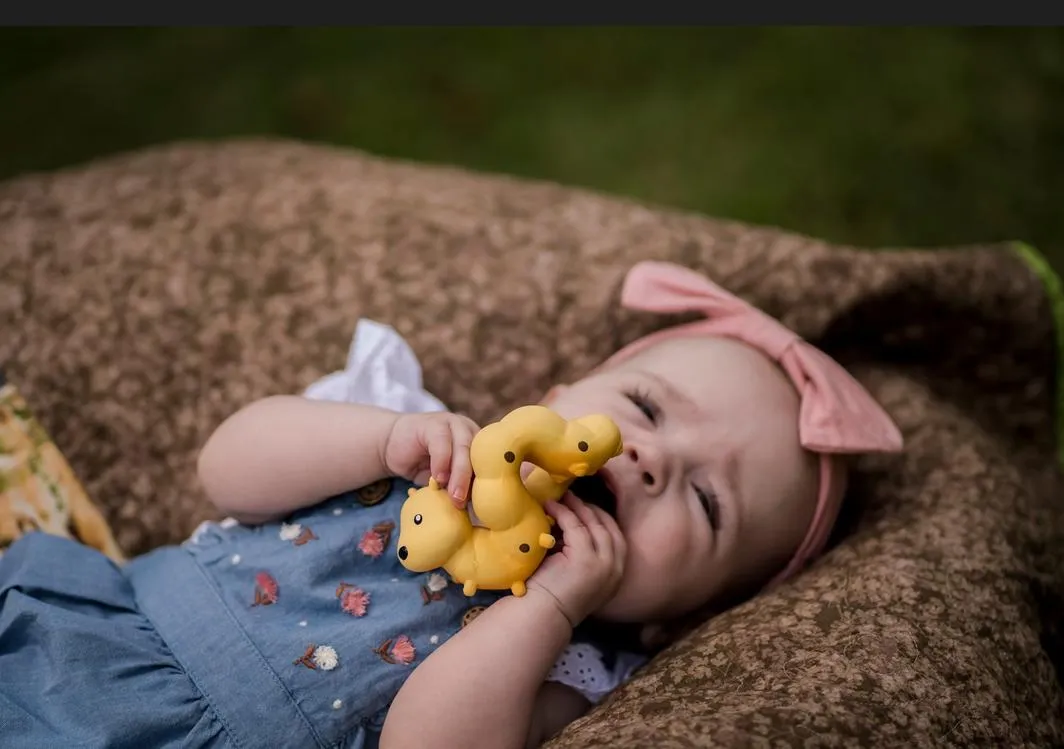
[0,261,902,749]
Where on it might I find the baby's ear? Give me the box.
[541,385,568,405]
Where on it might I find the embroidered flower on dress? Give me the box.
[357,523,395,557]
[358,531,383,558]
[420,572,448,604]
[374,635,416,665]
[313,645,339,670]
[294,644,339,671]
[280,522,317,546]
[336,582,370,616]
[252,571,278,606]
[358,521,395,558]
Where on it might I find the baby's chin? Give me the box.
[595,570,718,626]
[591,588,651,624]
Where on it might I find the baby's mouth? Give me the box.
[568,472,618,519]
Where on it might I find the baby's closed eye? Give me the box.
[623,388,659,423]
[693,484,720,531]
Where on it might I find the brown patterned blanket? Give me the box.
[1,139,1062,747]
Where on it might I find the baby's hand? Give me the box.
[527,494,626,628]
[383,412,480,508]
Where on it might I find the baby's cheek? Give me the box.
[623,516,698,590]
[630,511,697,566]
[598,551,667,622]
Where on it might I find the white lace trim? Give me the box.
[545,642,647,703]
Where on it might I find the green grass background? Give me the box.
[2,27,1063,269]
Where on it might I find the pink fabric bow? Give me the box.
[605,260,903,584]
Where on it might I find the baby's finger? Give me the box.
[567,496,613,557]
[586,504,626,572]
[600,507,626,560]
[424,420,454,486]
[559,495,609,558]
[545,499,580,527]
[563,494,606,532]
[585,503,620,538]
[447,421,476,506]
[563,493,598,524]
[458,414,482,434]
[545,500,591,549]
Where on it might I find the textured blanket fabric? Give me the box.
[1,139,1061,747]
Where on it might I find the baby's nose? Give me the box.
[625,446,659,490]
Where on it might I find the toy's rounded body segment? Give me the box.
[395,405,622,596]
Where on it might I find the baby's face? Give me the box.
[544,336,819,624]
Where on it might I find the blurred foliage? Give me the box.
[1,27,1063,268]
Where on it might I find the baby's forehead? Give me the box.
[624,335,797,410]
[636,335,763,366]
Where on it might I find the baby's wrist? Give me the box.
[524,583,580,632]
[376,410,405,476]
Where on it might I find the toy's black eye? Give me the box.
[414,514,423,525]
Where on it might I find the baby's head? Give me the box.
[542,261,903,634]
[546,334,818,622]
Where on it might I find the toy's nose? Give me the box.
[397,546,408,561]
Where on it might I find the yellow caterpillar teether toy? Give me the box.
[395,405,623,596]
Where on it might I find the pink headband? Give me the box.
[603,261,904,586]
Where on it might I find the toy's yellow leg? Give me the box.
[510,581,527,597]
[462,580,478,596]
[538,533,556,549]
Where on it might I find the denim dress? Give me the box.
[0,318,647,748]
[0,477,504,748]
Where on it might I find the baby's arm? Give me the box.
[381,498,626,749]
[197,395,477,523]
[384,590,582,749]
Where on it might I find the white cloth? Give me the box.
[302,318,647,704]
[302,319,447,414]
